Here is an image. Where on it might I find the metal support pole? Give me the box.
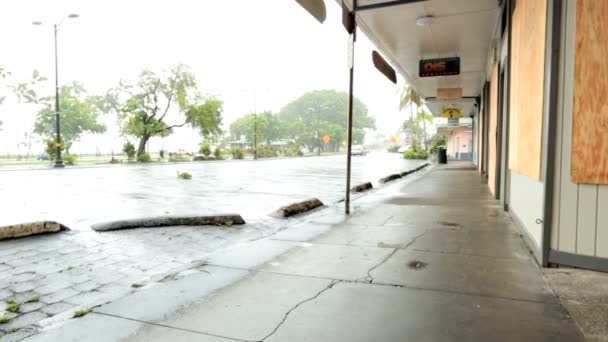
[345,30,356,214]
[253,90,258,160]
[53,24,64,168]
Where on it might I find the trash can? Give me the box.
[437,147,447,164]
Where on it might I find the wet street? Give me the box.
[0,152,423,230]
[0,152,426,338]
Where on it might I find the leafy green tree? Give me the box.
[107,64,223,155]
[123,141,136,161]
[402,110,434,150]
[199,142,211,157]
[229,111,286,145]
[32,83,106,153]
[278,90,375,152]
[12,71,106,153]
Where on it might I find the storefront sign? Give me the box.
[419,57,460,77]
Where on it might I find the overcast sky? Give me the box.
[0,0,411,154]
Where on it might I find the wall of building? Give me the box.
[550,0,608,259]
[504,0,548,258]
[446,127,472,160]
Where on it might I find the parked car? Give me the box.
[351,145,366,156]
[37,153,49,161]
[397,145,411,153]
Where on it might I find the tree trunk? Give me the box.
[423,118,427,150]
[137,134,150,155]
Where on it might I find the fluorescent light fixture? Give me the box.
[416,16,434,27]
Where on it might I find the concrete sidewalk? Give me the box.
[23,162,584,341]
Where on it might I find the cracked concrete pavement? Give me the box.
[17,162,594,342]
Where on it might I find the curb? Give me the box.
[379,174,402,184]
[0,221,69,241]
[270,198,325,218]
[351,182,374,193]
[91,214,245,231]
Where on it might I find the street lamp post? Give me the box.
[33,13,79,168]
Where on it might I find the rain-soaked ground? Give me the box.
[0,152,424,230]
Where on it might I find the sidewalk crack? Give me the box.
[363,231,427,283]
[259,280,339,342]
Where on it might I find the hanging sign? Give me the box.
[437,88,462,101]
[419,57,460,77]
[372,50,397,84]
[442,108,461,118]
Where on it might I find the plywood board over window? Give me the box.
[508,0,547,180]
[572,0,608,184]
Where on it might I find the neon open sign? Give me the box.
[419,57,460,77]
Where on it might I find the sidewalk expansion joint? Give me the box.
[258,280,340,342]
[93,312,248,342]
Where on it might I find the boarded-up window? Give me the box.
[509,0,547,180]
[571,0,608,184]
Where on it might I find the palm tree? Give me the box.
[399,85,423,148]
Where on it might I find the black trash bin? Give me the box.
[437,147,447,164]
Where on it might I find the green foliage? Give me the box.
[123,142,136,161]
[277,90,375,151]
[177,172,192,179]
[430,135,447,154]
[284,148,304,157]
[63,154,77,166]
[416,150,429,159]
[25,296,40,303]
[403,150,417,159]
[185,97,223,139]
[403,149,429,160]
[136,153,151,163]
[131,283,143,288]
[44,139,65,160]
[256,147,278,158]
[73,308,92,318]
[21,80,107,152]
[231,148,244,159]
[6,302,20,313]
[108,64,223,155]
[387,146,399,153]
[169,155,190,162]
[214,147,223,160]
[229,111,285,146]
[200,142,211,157]
[0,315,11,324]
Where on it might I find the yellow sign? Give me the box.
[55,143,63,148]
[442,108,461,118]
[322,135,331,144]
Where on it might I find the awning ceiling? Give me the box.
[343,0,501,116]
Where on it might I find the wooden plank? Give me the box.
[576,185,598,256]
[508,0,547,180]
[571,0,608,184]
[488,65,499,196]
[518,0,546,180]
[596,186,608,257]
[508,5,520,172]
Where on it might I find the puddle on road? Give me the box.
[438,221,461,228]
[408,260,428,270]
